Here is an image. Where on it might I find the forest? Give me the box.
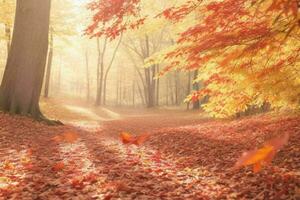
[0,0,299,199]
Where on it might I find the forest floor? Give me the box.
[0,99,299,199]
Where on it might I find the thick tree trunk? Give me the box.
[44,28,53,98]
[0,0,51,119]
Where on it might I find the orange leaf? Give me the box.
[3,161,15,170]
[63,132,79,143]
[71,178,84,189]
[120,132,150,146]
[52,162,65,171]
[21,156,31,165]
[243,145,274,166]
[253,162,262,173]
[234,133,289,172]
[120,132,134,144]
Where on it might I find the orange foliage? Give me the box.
[234,133,289,172]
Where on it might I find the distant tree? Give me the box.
[44,0,77,98]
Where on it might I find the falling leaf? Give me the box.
[120,132,134,144]
[234,133,289,172]
[120,132,150,146]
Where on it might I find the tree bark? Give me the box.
[85,49,90,102]
[5,24,11,56]
[193,70,200,110]
[0,0,52,119]
[155,65,160,106]
[186,71,191,110]
[95,37,107,106]
[103,34,123,105]
[44,28,53,98]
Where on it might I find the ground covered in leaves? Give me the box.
[0,104,299,199]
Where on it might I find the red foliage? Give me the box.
[85,0,144,39]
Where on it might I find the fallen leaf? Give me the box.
[2,161,15,170]
[52,162,65,171]
[63,132,79,143]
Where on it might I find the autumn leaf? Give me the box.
[20,155,31,165]
[52,132,79,144]
[63,132,79,143]
[120,132,149,146]
[71,178,84,189]
[52,162,65,171]
[234,133,289,172]
[120,132,134,144]
[2,161,15,170]
[83,173,97,184]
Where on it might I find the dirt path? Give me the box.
[0,105,299,199]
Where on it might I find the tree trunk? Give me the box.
[136,81,145,106]
[85,49,90,102]
[174,70,179,105]
[5,24,11,56]
[0,0,51,119]
[193,70,200,110]
[95,38,106,106]
[155,65,160,106]
[186,71,191,110]
[44,28,53,98]
[132,81,135,106]
[103,34,122,105]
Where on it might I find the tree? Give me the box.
[0,0,15,56]
[0,0,52,120]
[86,0,142,107]
[148,0,300,117]
[43,0,77,98]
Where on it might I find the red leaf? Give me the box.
[52,162,65,172]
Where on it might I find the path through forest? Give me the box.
[0,100,299,199]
